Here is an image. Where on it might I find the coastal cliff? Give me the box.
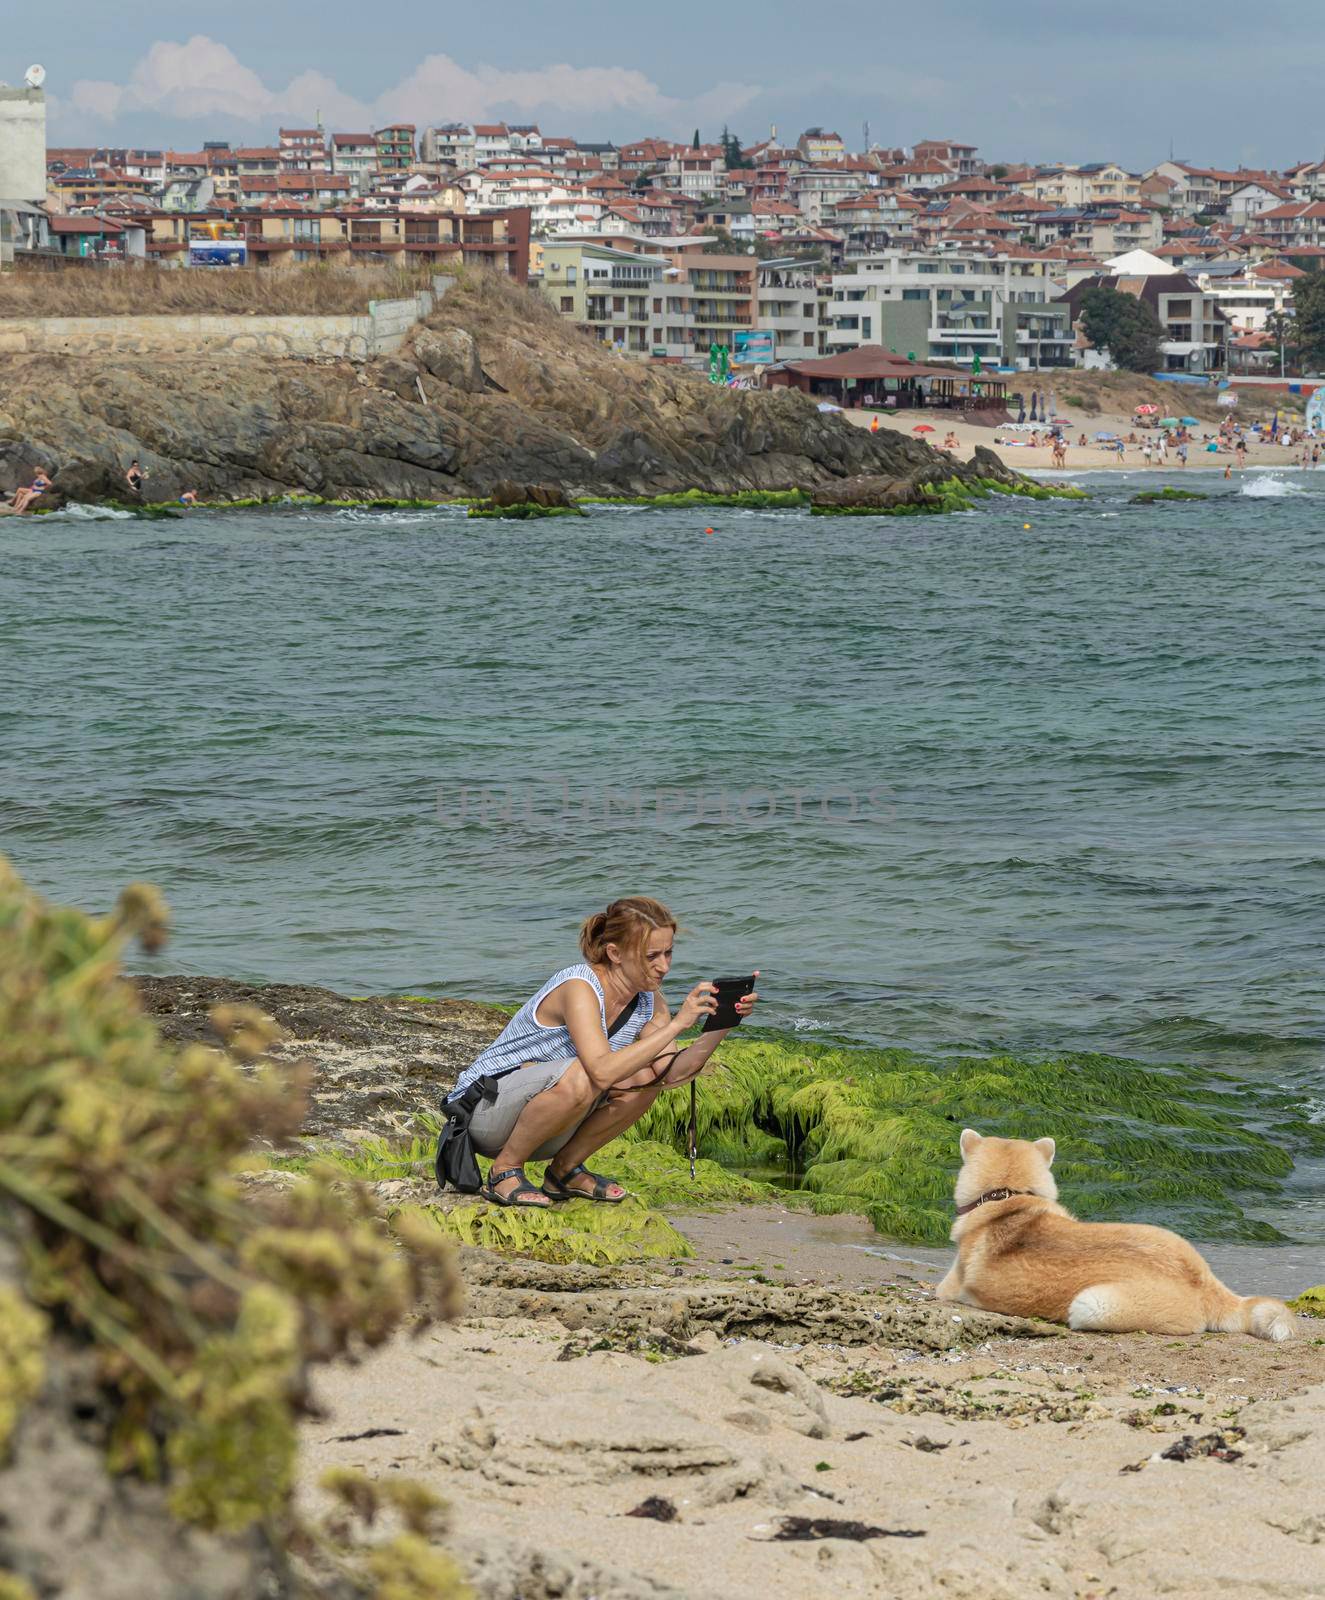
[0,271,991,506]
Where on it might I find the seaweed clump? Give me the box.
[274,1137,776,1267]
[585,488,810,509]
[624,1036,1324,1245]
[811,478,1087,516]
[1130,487,1208,504]
[0,857,468,1595]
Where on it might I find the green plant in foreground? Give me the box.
[0,856,461,1545]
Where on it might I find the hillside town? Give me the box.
[3,84,1324,383]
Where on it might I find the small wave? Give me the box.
[789,1015,831,1032]
[48,503,135,521]
[1241,475,1304,498]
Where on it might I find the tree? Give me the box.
[692,128,701,150]
[1290,270,1325,371]
[719,127,751,170]
[989,164,1009,180]
[1078,285,1165,373]
[1265,310,1296,375]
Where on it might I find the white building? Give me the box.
[756,257,821,358]
[827,248,1073,370]
[0,81,47,269]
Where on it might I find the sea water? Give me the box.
[3,472,1323,1243]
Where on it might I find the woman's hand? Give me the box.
[675,981,719,1031]
[734,971,760,1019]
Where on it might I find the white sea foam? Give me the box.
[49,503,135,521]
[1241,474,1305,497]
[790,1015,830,1032]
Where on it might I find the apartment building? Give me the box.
[421,124,476,166]
[755,257,821,357]
[1255,201,1325,251]
[375,124,415,171]
[1194,260,1296,334]
[330,134,378,194]
[278,128,326,172]
[913,138,979,174]
[648,240,757,363]
[145,204,530,279]
[654,146,727,201]
[1026,163,1142,207]
[1061,268,1228,371]
[798,128,846,163]
[826,248,1073,370]
[540,238,666,353]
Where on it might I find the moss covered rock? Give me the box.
[624,1036,1322,1245]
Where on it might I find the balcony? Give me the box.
[692,311,753,327]
[929,326,998,342]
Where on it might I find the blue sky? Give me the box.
[10,0,1324,170]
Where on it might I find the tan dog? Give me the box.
[935,1130,1296,1341]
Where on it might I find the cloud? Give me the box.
[67,35,760,138]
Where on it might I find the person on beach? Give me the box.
[1236,441,1247,469]
[447,897,759,1207]
[125,460,146,496]
[1178,442,1188,466]
[8,469,51,514]
[1143,440,1153,467]
[179,490,199,507]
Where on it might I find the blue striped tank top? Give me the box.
[448,962,654,1102]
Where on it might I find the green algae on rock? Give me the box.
[396,1196,691,1268]
[467,502,586,519]
[584,488,810,509]
[623,1036,1323,1245]
[1288,1286,1325,1316]
[1130,487,1208,504]
[811,477,1087,516]
[270,1137,778,1267]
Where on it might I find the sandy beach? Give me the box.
[298,1199,1325,1600]
[847,406,1322,474]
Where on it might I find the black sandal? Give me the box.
[479,1165,552,1208]
[542,1163,628,1204]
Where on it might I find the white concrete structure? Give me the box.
[0,85,46,201]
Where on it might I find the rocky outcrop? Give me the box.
[811,444,1041,514]
[0,273,999,506]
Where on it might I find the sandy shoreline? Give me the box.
[847,406,1322,474]
[300,1201,1325,1600]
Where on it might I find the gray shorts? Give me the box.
[467,1059,597,1161]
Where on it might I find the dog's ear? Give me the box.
[959,1128,983,1159]
[1034,1137,1056,1167]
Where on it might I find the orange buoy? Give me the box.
[705,526,715,535]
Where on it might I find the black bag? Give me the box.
[434,993,640,1194]
[433,1076,498,1193]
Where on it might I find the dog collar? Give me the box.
[954,1186,1043,1217]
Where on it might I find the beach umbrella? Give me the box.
[1180,416,1200,426]
[912,423,936,433]
[1094,431,1117,440]
[1158,416,1180,427]
[1134,403,1159,415]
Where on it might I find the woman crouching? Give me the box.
[448,897,757,1207]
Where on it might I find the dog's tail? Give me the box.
[1206,1284,1297,1342]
